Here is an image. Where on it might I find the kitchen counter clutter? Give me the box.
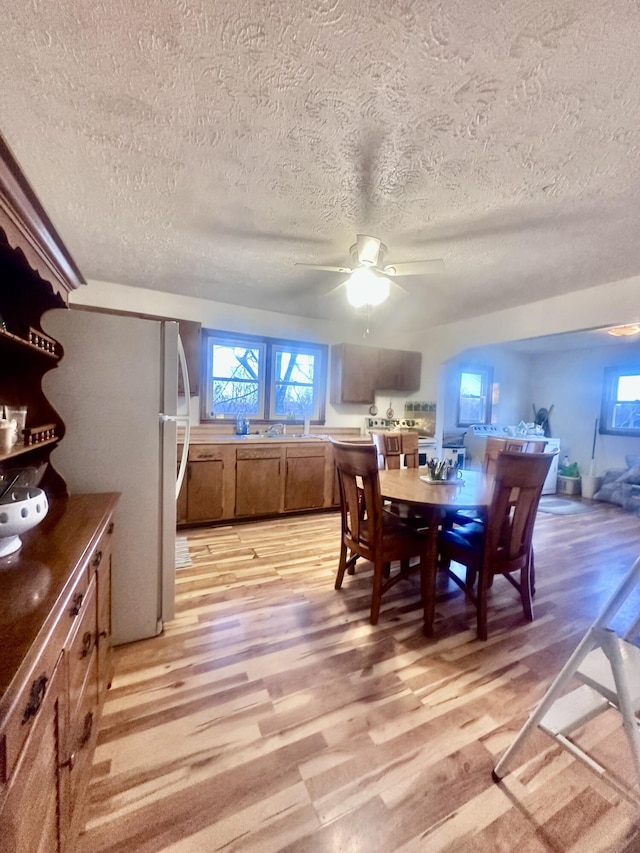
[177,430,369,526]
[0,492,119,852]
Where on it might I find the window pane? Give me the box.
[458,367,491,425]
[275,351,315,384]
[212,345,259,381]
[601,367,640,435]
[273,349,316,418]
[210,343,261,416]
[213,380,259,415]
[274,384,315,418]
[617,375,640,402]
[460,372,482,398]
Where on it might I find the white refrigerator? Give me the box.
[42,309,185,645]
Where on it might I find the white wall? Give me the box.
[71,275,640,449]
[71,279,399,431]
[441,345,534,439]
[530,344,640,474]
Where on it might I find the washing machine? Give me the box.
[463,425,560,494]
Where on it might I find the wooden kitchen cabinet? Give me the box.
[284,445,327,511]
[330,343,379,404]
[235,446,282,517]
[0,133,84,496]
[0,494,118,853]
[185,460,224,521]
[330,343,422,403]
[0,654,67,853]
[177,444,235,523]
[376,347,422,392]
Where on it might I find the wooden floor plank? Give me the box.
[80,504,640,851]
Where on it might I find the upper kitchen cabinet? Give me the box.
[330,343,422,404]
[377,347,422,393]
[0,133,84,493]
[330,343,379,404]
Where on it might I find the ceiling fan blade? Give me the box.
[355,235,383,267]
[383,259,445,276]
[295,263,352,273]
[322,280,349,298]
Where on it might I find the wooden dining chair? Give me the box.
[330,439,432,627]
[483,437,546,476]
[372,432,419,469]
[372,432,426,528]
[438,450,555,640]
[449,437,547,528]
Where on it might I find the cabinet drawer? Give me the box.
[87,518,115,581]
[188,445,228,462]
[67,650,99,841]
[236,446,282,460]
[0,566,90,785]
[285,445,326,459]
[67,576,98,723]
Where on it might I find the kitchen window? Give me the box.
[457,365,493,427]
[202,330,327,423]
[600,366,640,436]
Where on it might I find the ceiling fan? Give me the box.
[295,235,445,307]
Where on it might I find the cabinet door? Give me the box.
[186,460,224,521]
[235,448,282,517]
[330,344,378,404]
[0,655,67,853]
[284,447,326,510]
[66,652,100,845]
[377,348,422,392]
[96,548,113,703]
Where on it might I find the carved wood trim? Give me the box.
[0,134,85,300]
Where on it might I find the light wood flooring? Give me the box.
[79,502,640,852]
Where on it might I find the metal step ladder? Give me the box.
[492,555,640,801]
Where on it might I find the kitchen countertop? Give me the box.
[179,425,369,445]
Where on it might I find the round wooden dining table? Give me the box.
[378,467,494,636]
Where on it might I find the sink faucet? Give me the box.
[266,423,284,436]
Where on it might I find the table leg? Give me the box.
[422,510,440,638]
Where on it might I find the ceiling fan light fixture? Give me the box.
[607,323,640,337]
[345,267,390,308]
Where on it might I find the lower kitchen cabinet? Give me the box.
[284,445,327,511]
[185,460,224,521]
[177,445,235,524]
[0,655,66,853]
[0,494,118,853]
[236,447,282,517]
[177,438,370,525]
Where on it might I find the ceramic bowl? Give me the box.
[0,487,49,557]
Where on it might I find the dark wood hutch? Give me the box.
[0,133,118,851]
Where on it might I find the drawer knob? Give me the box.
[81,631,93,658]
[22,673,48,724]
[69,591,84,617]
[107,521,115,535]
[92,549,103,568]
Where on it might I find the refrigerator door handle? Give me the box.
[175,333,191,501]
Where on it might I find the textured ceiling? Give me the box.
[1,1,640,334]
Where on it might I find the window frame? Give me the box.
[600,365,640,437]
[456,364,493,427]
[201,329,327,424]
